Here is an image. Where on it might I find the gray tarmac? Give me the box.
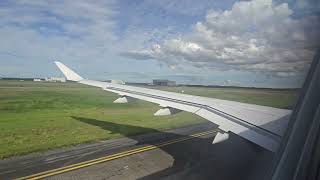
[0,119,274,180]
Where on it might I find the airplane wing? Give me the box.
[54,61,291,152]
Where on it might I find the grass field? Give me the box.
[0,80,298,159]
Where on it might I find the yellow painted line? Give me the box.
[20,130,216,179]
[16,130,216,180]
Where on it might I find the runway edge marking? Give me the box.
[16,129,217,180]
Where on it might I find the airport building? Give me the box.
[45,77,66,82]
[111,79,125,85]
[153,79,176,86]
[33,78,42,82]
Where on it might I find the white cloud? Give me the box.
[143,0,237,16]
[122,0,319,77]
[0,0,118,63]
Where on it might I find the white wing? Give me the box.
[55,61,291,152]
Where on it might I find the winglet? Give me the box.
[54,61,83,81]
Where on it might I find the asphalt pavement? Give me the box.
[0,120,274,180]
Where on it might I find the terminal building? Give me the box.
[153,79,176,86]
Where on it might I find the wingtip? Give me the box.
[54,61,83,81]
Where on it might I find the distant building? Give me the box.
[45,77,66,82]
[33,78,42,82]
[111,79,125,85]
[153,79,176,86]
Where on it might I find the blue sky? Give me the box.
[0,0,319,88]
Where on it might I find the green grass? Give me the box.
[0,80,297,159]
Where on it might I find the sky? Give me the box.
[0,0,319,88]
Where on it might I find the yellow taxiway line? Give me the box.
[16,129,217,180]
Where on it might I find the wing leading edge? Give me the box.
[55,61,291,152]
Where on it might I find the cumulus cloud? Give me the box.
[121,0,320,77]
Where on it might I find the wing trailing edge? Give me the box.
[54,61,291,152]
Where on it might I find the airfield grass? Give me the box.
[0,80,297,159]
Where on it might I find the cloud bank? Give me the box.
[121,0,320,77]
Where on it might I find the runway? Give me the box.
[0,122,274,180]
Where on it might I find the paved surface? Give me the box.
[0,120,274,180]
